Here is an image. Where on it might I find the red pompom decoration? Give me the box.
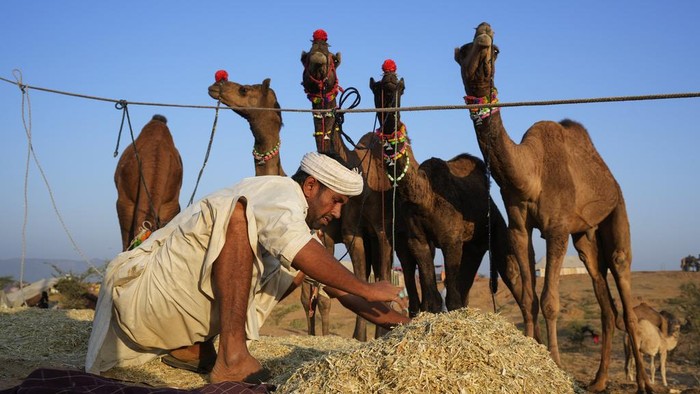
[382,59,397,73]
[312,29,328,41]
[215,69,229,83]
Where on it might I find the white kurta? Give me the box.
[86,176,314,374]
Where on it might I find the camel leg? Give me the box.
[408,238,442,313]
[116,198,135,251]
[600,203,654,393]
[507,222,540,341]
[395,234,421,317]
[345,232,369,342]
[490,212,525,319]
[540,233,569,366]
[573,232,617,392]
[319,294,331,336]
[458,243,486,307]
[624,334,635,381]
[650,354,656,385]
[443,244,466,311]
[300,281,316,335]
[660,352,667,386]
[373,228,393,338]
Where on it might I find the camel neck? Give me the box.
[248,116,284,176]
[377,123,425,203]
[311,99,352,163]
[472,108,534,194]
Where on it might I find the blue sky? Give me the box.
[1,1,699,279]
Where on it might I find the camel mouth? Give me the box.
[473,32,493,48]
[208,85,221,100]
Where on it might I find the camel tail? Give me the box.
[152,114,167,124]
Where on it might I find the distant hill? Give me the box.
[0,258,108,282]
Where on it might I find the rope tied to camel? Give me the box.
[112,100,129,157]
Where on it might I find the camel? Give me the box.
[369,60,523,317]
[208,75,284,177]
[454,22,653,393]
[624,306,681,386]
[301,29,396,340]
[208,73,332,336]
[114,114,183,251]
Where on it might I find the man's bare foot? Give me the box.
[209,352,264,383]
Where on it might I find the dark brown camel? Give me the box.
[114,114,183,251]
[208,74,332,336]
[301,29,396,341]
[369,60,523,316]
[454,22,653,393]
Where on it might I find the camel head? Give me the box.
[369,59,405,129]
[454,22,499,97]
[208,74,281,122]
[301,29,342,107]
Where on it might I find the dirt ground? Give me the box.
[1,271,699,393]
[261,271,700,393]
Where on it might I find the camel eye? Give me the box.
[239,86,248,95]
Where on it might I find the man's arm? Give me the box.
[291,239,407,308]
[324,286,410,329]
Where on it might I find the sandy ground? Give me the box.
[1,271,699,393]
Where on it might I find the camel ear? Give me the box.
[261,78,271,95]
[454,47,462,64]
[369,77,376,90]
[399,78,405,93]
[333,52,342,68]
[301,50,308,64]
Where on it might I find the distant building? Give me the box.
[535,256,587,277]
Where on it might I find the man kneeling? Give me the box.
[85,152,409,383]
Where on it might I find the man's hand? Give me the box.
[325,284,410,329]
[365,280,408,311]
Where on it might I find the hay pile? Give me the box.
[279,309,579,394]
[0,307,93,368]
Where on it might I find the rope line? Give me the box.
[2,76,698,115]
[11,70,104,283]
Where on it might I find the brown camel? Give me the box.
[208,74,332,336]
[208,76,284,177]
[369,60,523,317]
[454,22,653,393]
[114,114,183,251]
[301,29,396,341]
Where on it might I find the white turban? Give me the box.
[300,152,363,196]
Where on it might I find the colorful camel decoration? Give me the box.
[454,22,653,393]
[114,114,183,251]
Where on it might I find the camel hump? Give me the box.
[445,153,487,178]
[151,114,167,124]
[558,118,584,131]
